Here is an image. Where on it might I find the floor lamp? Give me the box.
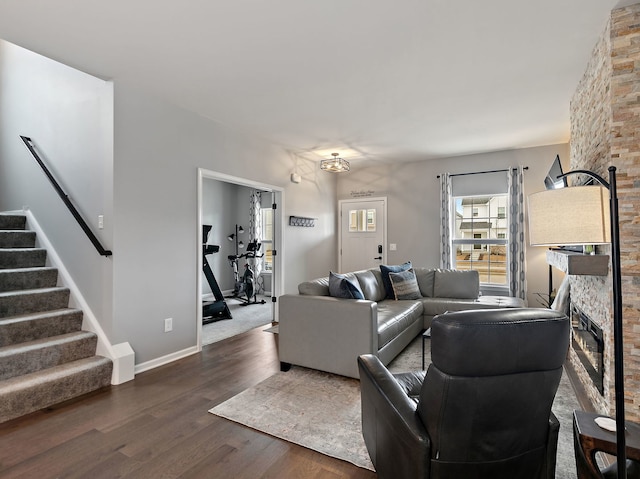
[528,166,625,479]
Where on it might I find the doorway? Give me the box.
[197,169,284,349]
[338,197,387,272]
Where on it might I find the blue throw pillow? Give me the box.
[380,261,412,299]
[328,271,365,299]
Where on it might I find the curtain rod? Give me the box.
[436,166,528,179]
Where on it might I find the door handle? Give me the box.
[374,256,382,260]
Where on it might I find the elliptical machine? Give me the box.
[202,225,232,323]
[227,239,266,306]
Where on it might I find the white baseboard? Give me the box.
[134,345,199,375]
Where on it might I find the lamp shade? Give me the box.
[528,186,610,246]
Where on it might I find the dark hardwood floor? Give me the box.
[0,327,377,479]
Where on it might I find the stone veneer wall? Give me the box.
[569,4,640,421]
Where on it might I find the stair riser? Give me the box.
[0,333,98,380]
[0,250,47,269]
[0,289,70,318]
[0,268,58,292]
[0,357,112,423]
[0,215,26,231]
[0,310,83,347]
[0,231,36,248]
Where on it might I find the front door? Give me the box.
[339,198,386,272]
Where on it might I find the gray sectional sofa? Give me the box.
[278,266,525,378]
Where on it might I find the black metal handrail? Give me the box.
[20,136,112,257]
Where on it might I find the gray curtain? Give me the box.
[508,166,526,301]
[439,173,452,269]
[249,190,262,279]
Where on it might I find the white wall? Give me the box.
[0,40,115,336]
[112,83,337,364]
[337,143,571,307]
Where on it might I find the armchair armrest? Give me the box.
[358,354,431,479]
[279,294,378,378]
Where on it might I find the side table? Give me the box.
[573,410,640,478]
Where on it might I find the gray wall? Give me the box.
[0,41,337,366]
[112,83,337,364]
[0,40,115,336]
[337,143,571,307]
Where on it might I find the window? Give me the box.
[452,195,508,286]
[260,207,273,271]
[349,209,376,232]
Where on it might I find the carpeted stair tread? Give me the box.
[0,230,36,248]
[0,212,112,423]
[0,248,47,269]
[0,287,70,318]
[0,215,26,231]
[0,267,58,292]
[0,330,98,380]
[0,308,83,346]
[0,355,113,423]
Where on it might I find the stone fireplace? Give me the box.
[565,4,640,421]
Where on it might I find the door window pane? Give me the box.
[349,209,376,232]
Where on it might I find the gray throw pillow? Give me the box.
[380,261,412,299]
[329,271,365,299]
[389,269,422,300]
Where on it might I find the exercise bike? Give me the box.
[202,225,232,323]
[227,240,266,306]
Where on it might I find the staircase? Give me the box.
[0,214,112,423]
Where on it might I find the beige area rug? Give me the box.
[209,336,580,477]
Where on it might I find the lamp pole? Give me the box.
[559,166,625,479]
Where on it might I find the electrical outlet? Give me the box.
[164,317,173,332]
[98,215,104,230]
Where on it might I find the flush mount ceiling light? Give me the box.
[320,152,350,173]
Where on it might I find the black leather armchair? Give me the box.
[358,308,570,479]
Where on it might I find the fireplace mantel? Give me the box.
[546,250,609,276]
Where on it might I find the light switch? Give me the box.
[389,243,397,251]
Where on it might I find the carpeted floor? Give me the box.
[209,335,580,477]
[202,294,273,345]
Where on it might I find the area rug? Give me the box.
[209,336,580,477]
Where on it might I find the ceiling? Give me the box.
[0,0,635,167]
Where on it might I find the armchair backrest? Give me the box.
[417,308,570,478]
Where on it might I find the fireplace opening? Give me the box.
[571,303,604,395]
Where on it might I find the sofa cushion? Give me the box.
[355,269,386,302]
[380,261,412,299]
[329,271,364,299]
[298,277,330,296]
[389,269,422,300]
[377,300,423,348]
[414,268,436,297]
[420,295,525,317]
[433,269,479,299]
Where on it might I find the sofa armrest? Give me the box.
[358,354,431,478]
[279,294,378,378]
